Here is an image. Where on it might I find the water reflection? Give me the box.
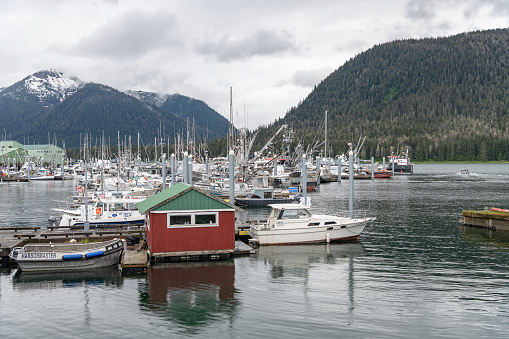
[256,243,366,281]
[12,266,123,291]
[254,243,367,329]
[461,225,509,249]
[139,261,239,335]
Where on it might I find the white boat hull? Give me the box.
[251,218,372,245]
[59,214,144,227]
[10,239,124,272]
[29,175,55,180]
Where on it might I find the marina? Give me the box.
[1,163,509,337]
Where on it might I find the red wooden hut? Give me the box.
[137,183,237,261]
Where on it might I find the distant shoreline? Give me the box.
[411,161,509,164]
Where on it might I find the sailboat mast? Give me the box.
[325,110,328,159]
[229,87,234,152]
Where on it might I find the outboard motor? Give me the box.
[48,216,58,227]
[294,193,302,202]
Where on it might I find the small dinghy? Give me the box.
[10,239,124,272]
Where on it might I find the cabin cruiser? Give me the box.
[249,203,375,245]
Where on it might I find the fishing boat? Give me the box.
[249,203,375,245]
[289,171,320,191]
[234,187,295,208]
[389,147,414,175]
[340,169,371,180]
[373,168,393,178]
[29,168,55,180]
[9,239,124,272]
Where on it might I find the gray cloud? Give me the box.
[463,0,509,19]
[405,0,438,21]
[290,68,332,88]
[196,29,296,62]
[71,9,182,60]
[489,0,509,14]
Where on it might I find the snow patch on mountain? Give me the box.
[123,90,171,107]
[23,69,84,102]
[1,69,85,103]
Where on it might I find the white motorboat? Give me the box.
[9,239,124,272]
[249,203,375,245]
[54,196,145,227]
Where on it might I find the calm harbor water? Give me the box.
[1,163,509,338]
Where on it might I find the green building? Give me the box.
[0,141,28,165]
[23,144,65,164]
[0,141,64,165]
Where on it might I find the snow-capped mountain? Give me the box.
[0,69,230,148]
[1,69,84,104]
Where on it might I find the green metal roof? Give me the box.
[0,141,23,148]
[23,144,62,150]
[0,147,27,157]
[137,183,237,214]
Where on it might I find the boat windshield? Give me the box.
[278,208,311,220]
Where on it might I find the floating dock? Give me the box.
[0,224,145,267]
[461,208,509,231]
[0,176,28,182]
[1,224,255,270]
[121,241,148,275]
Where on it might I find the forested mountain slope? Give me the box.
[259,28,509,161]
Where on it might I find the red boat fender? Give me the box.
[490,207,509,213]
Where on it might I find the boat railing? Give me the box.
[54,200,75,211]
[335,210,371,219]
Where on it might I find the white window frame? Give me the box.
[166,211,219,228]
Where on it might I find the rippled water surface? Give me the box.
[1,164,509,338]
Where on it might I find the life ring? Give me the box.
[96,207,102,215]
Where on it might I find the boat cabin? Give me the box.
[247,187,275,200]
[137,183,237,261]
[265,204,312,228]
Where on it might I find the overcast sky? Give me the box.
[1,0,508,129]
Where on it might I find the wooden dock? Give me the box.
[0,176,28,182]
[121,241,148,275]
[0,224,146,267]
[1,224,255,269]
[462,209,509,231]
[234,240,256,255]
